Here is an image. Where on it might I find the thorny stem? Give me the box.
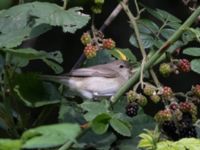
[121,2,147,88]
[111,5,200,104]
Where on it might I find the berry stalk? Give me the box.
[111,6,200,104]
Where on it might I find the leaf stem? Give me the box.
[111,6,200,104]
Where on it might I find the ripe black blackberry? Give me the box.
[125,102,139,117]
[179,126,197,138]
[162,121,179,141]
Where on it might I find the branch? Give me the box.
[111,6,200,104]
[71,0,129,71]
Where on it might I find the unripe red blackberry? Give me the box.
[125,102,139,117]
[102,38,116,49]
[178,59,191,72]
[84,44,97,59]
[162,86,173,100]
[81,32,92,45]
[150,95,161,103]
[154,109,172,123]
[143,85,156,96]
[179,101,197,116]
[159,63,172,77]
[193,84,200,98]
[137,94,148,107]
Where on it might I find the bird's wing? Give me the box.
[68,67,117,78]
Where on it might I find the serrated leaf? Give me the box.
[30,3,90,33]
[177,138,200,150]
[129,33,154,49]
[138,19,159,34]
[183,47,200,56]
[109,118,131,137]
[59,100,85,124]
[77,130,116,150]
[80,100,110,121]
[92,113,111,135]
[145,7,181,23]
[2,48,64,73]
[191,59,200,74]
[0,2,90,48]
[0,139,22,150]
[22,123,81,149]
[161,28,176,39]
[43,59,64,74]
[13,73,61,107]
[0,28,31,48]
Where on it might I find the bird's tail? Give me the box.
[39,75,69,85]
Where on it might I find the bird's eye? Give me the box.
[119,65,124,68]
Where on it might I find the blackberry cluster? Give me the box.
[125,102,139,117]
[161,113,197,140]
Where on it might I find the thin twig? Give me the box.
[71,0,129,71]
[120,2,147,88]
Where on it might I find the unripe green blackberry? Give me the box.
[150,94,161,103]
[81,32,92,45]
[154,109,172,123]
[91,5,102,14]
[159,63,172,77]
[94,0,104,4]
[137,94,148,107]
[126,90,138,103]
[143,85,156,96]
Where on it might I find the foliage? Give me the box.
[0,0,199,150]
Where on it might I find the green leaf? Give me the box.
[161,28,176,39]
[177,138,200,150]
[77,130,117,150]
[92,113,111,135]
[138,19,159,34]
[13,73,61,107]
[109,118,131,137]
[43,59,64,74]
[145,7,181,23]
[183,47,200,56]
[59,100,85,124]
[0,2,90,48]
[2,48,63,73]
[0,139,22,150]
[0,29,31,48]
[191,59,200,74]
[22,123,81,149]
[129,33,154,49]
[30,3,90,33]
[80,100,110,121]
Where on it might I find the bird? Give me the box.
[40,60,134,100]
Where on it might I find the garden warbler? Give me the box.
[41,60,134,99]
